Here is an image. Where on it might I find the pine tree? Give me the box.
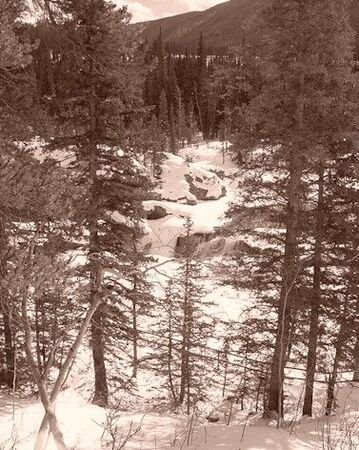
[168,105,177,154]
[177,95,187,148]
[33,0,153,407]
[302,160,325,416]
[167,55,180,116]
[228,0,357,418]
[159,89,169,151]
[156,29,168,99]
[149,219,216,412]
[105,220,155,381]
[195,33,207,138]
[176,219,214,412]
[212,46,262,142]
[319,147,359,414]
[0,0,39,389]
[186,98,197,145]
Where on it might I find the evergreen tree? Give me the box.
[0,0,40,389]
[156,29,168,100]
[33,0,153,407]
[106,220,155,381]
[228,0,357,418]
[186,98,197,145]
[168,104,177,154]
[177,95,187,148]
[150,219,216,412]
[212,46,262,142]
[319,147,359,414]
[167,55,180,115]
[159,89,169,151]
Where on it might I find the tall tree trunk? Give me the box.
[326,272,353,415]
[352,242,359,382]
[303,161,324,416]
[179,305,188,404]
[167,296,177,405]
[90,283,108,407]
[179,260,190,405]
[132,291,138,378]
[222,338,229,397]
[240,340,249,410]
[0,217,14,388]
[353,334,359,382]
[267,148,303,417]
[88,93,108,407]
[3,307,14,388]
[186,293,193,415]
[35,297,43,372]
[326,351,341,416]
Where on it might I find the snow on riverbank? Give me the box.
[143,142,237,257]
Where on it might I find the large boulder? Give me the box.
[146,205,168,220]
[184,173,226,201]
[157,152,224,203]
[184,174,208,200]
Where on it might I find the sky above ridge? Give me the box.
[114,0,223,22]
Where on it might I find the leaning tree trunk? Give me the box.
[34,403,68,450]
[34,412,51,450]
[303,161,324,416]
[267,148,303,418]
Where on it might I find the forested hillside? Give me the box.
[1,0,359,449]
[141,0,257,54]
[142,0,359,57]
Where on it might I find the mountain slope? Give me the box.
[141,0,359,54]
[141,0,262,52]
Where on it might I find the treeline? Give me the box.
[142,31,249,145]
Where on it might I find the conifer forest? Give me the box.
[2,0,359,448]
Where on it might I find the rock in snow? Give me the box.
[142,142,237,257]
[146,204,169,220]
[158,152,225,204]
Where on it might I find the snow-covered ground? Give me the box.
[2,141,359,450]
[3,384,359,449]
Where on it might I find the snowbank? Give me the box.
[143,142,236,257]
[158,151,225,204]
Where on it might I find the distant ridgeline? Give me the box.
[141,0,359,57]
